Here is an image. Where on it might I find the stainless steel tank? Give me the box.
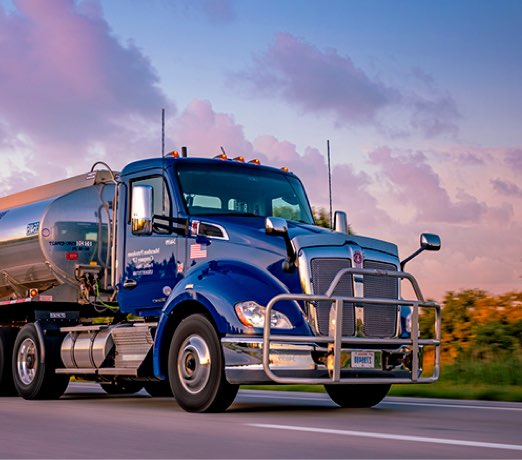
[0,171,116,301]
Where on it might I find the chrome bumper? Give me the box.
[223,268,441,385]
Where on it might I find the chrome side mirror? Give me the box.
[400,232,441,270]
[420,233,441,251]
[131,185,153,235]
[265,216,289,236]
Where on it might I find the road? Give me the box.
[0,383,521,459]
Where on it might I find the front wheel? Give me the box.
[324,384,391,408]
[168,315,238,412]
[12,324,70,400]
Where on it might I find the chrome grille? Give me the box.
[309,258,399,338]
[310,258,354,336]
[362,260,398,337]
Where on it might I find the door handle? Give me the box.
[123,279,138,289]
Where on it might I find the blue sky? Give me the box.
[0,0,521,299]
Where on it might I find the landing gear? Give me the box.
[168,315,238,412]
[325,383,391,408]
[12,324,70,400]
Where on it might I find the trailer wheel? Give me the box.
[0,327,18,396]
[12,324,70,400]
[100,381,143,395]
[324,383,391,408]
[168,315,238,412]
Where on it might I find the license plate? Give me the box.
[351,351,375,368]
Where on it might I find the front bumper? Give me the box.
[223,267,441,385]
[223,338,433,384]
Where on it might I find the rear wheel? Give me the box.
[168,315,238,412]
[0,327,18,396]
[324,384,391,408]
[12,324,70,399]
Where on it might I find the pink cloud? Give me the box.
[0,0,169,145]
[171,99,253,158]
[232,33,460,138]
[198,0,235,23]
[369,147,486,223]
[232,33,398,125]
[491,178,522,198]
[505,149,522,173]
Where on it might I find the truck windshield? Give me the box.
[176,163,314,224]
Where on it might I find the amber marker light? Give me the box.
[167,150,180,157]
[281,166,289,172]
[214,153,228,160]
[248,158,261,165]
[233,156,245,162]
[29,288,39,298]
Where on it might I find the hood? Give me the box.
[193,215,398,258]
[194,215,326,256]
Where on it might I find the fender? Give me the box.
[152,259,310,379]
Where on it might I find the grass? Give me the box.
[242,357,522,403]
[241,382,522,402]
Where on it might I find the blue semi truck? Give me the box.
[0,153,441,412]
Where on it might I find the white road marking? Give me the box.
[241,391,522,411]
[382,400,522,412]
[248,423,522,452]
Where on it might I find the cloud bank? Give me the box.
[0,0,170,188]
[232,33,460,138]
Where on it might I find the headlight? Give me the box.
[234,301,293,329]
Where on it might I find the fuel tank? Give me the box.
[0,171,116,301]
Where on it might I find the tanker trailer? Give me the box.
[0,168,118,397]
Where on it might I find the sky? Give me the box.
[0,0,521,301]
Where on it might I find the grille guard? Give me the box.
[262,267,441,384]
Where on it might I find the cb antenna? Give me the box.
[327,139,333,229]
[161,108,166,213]
[161,108,165,157]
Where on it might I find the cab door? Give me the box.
[118,174,186,316]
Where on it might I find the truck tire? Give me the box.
[12,324,70,400]
[168,314,238,412]
[324,383,391,408]
[100,381,143,395]
[0,327,18,396]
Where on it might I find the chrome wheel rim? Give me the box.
[177,335,211,394]
[17,338,37,385]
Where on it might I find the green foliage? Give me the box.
[273,205,300,222]
[312,206,331,229]
[312,206,353,234]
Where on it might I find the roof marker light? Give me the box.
[167,150,179,157]
[214,153,228,160]
[281,166,289,172]
[233,156,245,162]
[248,159,261,165]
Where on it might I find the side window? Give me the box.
[130,176,171,233]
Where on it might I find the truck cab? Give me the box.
[0,154,441,412]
